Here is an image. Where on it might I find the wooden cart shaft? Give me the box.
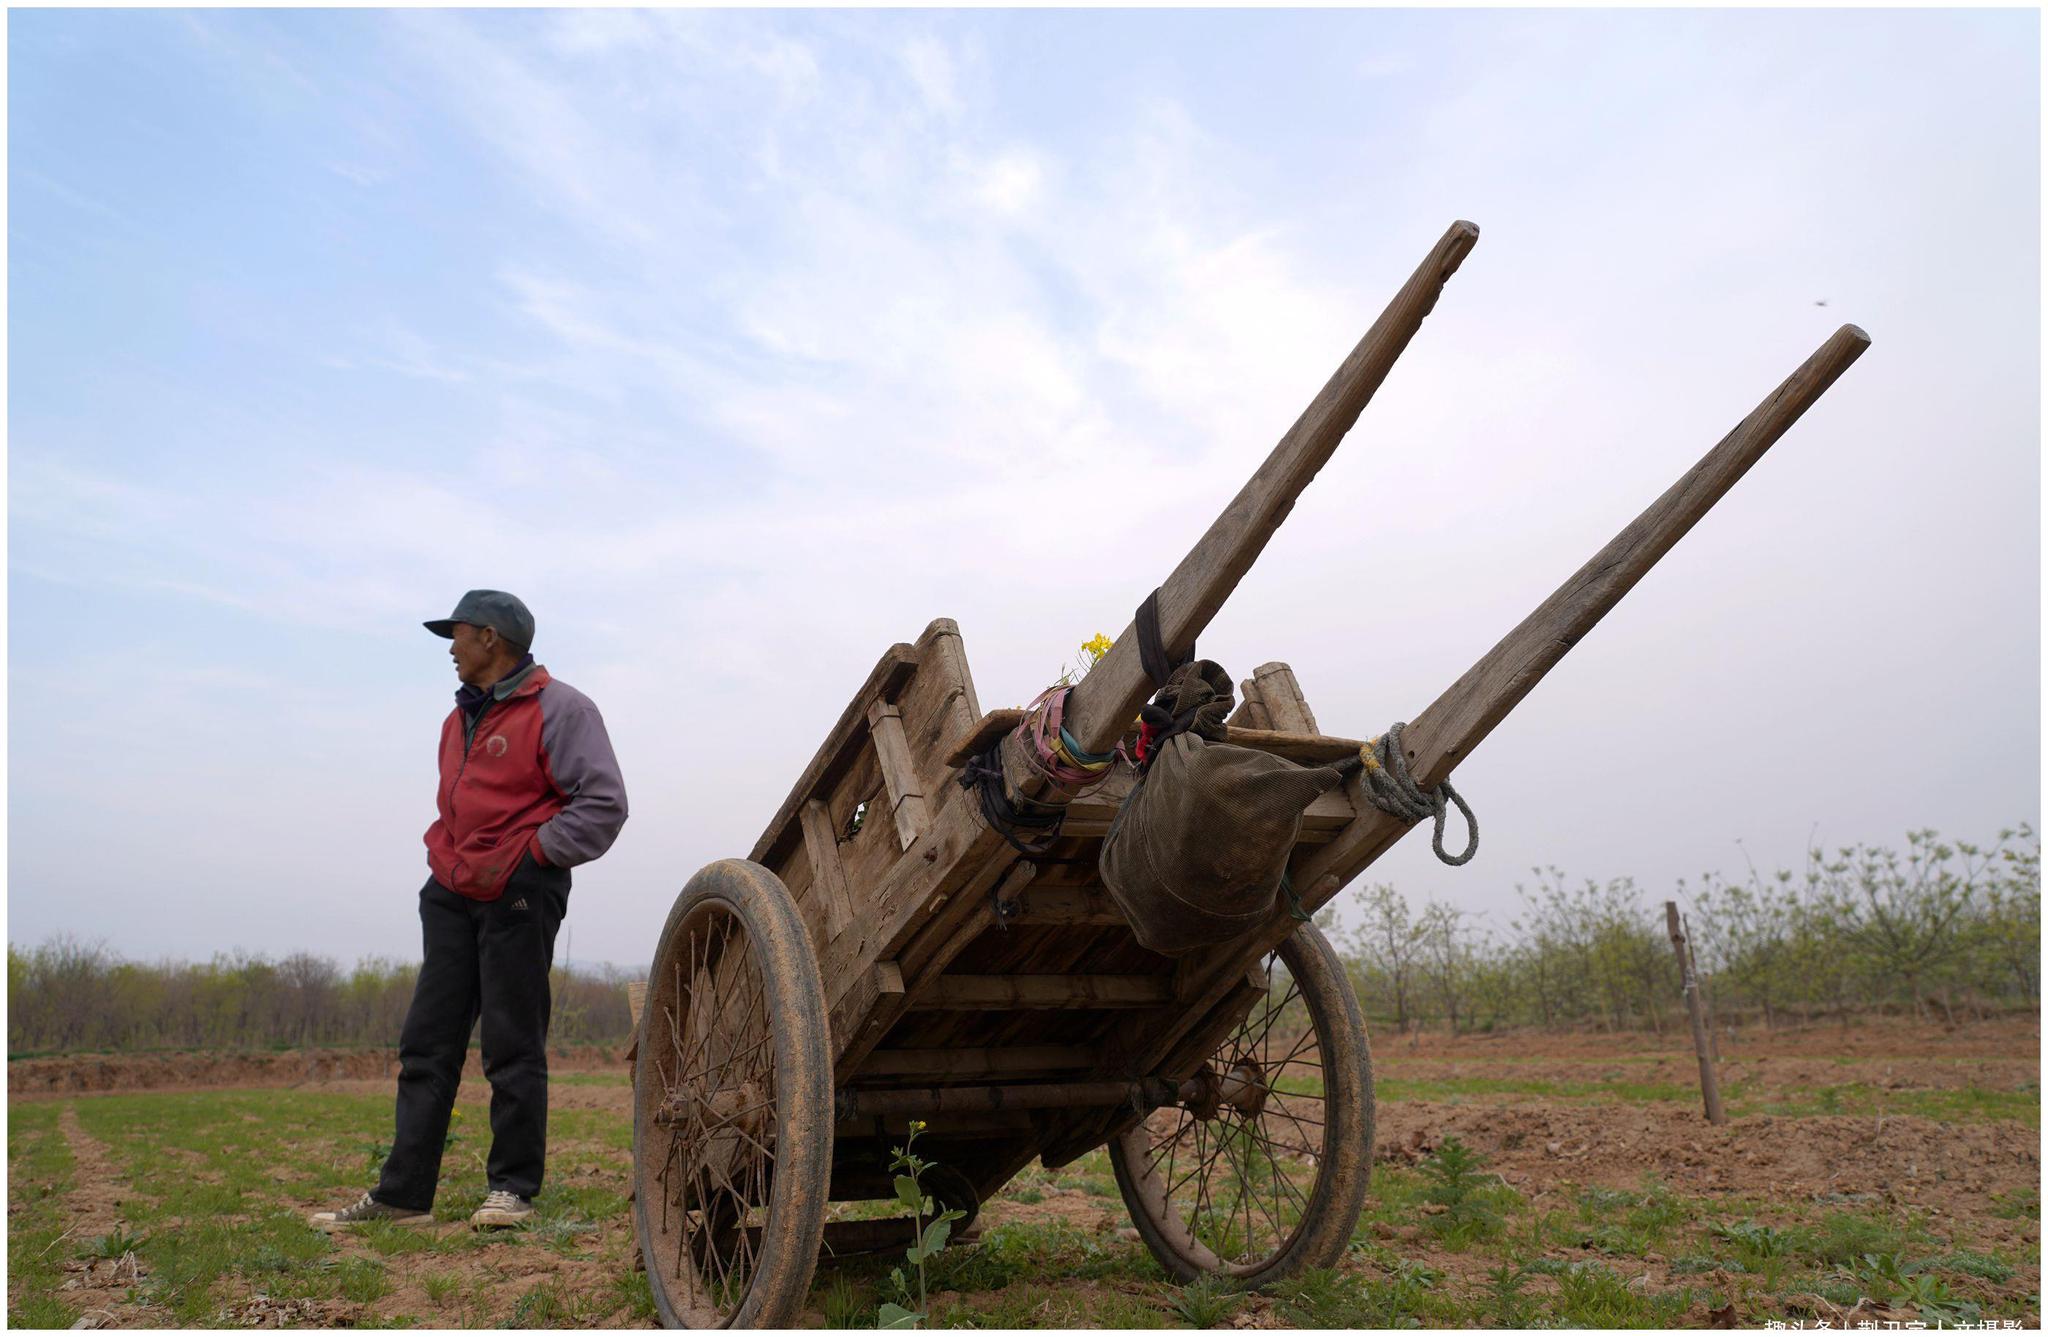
[732,221,1866,1205]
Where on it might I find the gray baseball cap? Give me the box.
[424,590,535,649]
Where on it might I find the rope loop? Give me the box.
[1354,721,1480,866]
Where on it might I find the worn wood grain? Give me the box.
[750,645,918,867]
[1221,726,1367,764]
[1060,221,1481,757]
[827,960,903,1057]
[1004,886,1124,927]
[943,708,1027,767]
[1244,662,1319,733]
[910,974,1174,1010]
[944,706,1360,769]
[846,1081,1144,1116]
[866,700,931,849]
[832,857,1024,1077]
[859,1045,1099,1077]
[797,799,854,943]
[917,621,985,796]
[834,1111,1033,1142]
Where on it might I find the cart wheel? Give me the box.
[924,1164,981,1234]
[634,859,833,1328]
[1109,921,1373,1287]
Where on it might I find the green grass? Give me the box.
[7,1103,79,1328]
[1171,1274,1244,1327]
[1548,1261,1694,1327]
[1376,1075,1699,1105]
[1376,1071,2039,1126]
[935,1282,1171,1328]
[924,1219,1164,1293]
[13,1070,2038,1331]
[1731,1081,2040,1127]
[12,1089,645,1328]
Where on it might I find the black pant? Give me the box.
[375,855,570,1210]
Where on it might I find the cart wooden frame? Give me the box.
[624,221,1870,1327]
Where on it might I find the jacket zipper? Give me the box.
[449,700,497,820]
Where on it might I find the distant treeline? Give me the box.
[7,945,639,1056]
[10,823,2037,1055]
[1331,825,2040,1036]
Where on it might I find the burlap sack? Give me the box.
[1099,661,1345,956]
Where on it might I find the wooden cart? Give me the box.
[626,222,1870,1327]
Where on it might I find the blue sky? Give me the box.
[9,8,2039,972]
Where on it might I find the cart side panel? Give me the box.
[749,619,983,966]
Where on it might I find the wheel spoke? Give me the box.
[1112,928,1364,1281]
[637,895,801,1326]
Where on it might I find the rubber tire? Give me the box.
[633,859,833,1329]
[1108,921,1375,1287]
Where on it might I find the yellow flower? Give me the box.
[909,1119,927,1132]
[1081,633,1113,665]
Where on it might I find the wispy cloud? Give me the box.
[8,9,2036,969]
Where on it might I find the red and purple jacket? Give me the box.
[423,660,629,901]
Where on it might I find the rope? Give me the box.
[1353,721,1480,866]
[959,685,1124,857]
[1017,686,1118,795]
[957,744,1065,855]
[1280,870,1312,922]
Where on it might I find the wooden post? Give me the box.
[1238,662,1320,733]
[1062,221,1482,756]
[1665,901,1725,1125]
[1686,912,1723,1063]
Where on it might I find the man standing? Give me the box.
[311,590,628,1231]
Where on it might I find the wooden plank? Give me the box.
[910,975,1173,1010]
[836,861,1036,1080]
[861,1045,1098,1077]
[798,799,855,941]
[625,979,647,1028]
[944,708,1358,769]
[1227,670,1273,729]
[1113,322,1875,1088]
[918,621,986,796]
[1048,966,1269,1162]
[1222,726,1366,765]
[1004,886,1123,927]
[1062,778,1352,840]
[944,708,1026,767]
[845,1081,1143,1117]
[1059,221,1482,757]
[750,645,919,868]
[902,860,1033,985]
[835,1111,1033,1141]
[1245,662,1319,733]
[818,788,992,1003]
[827,961,903,1056]
[867,700,931,849]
